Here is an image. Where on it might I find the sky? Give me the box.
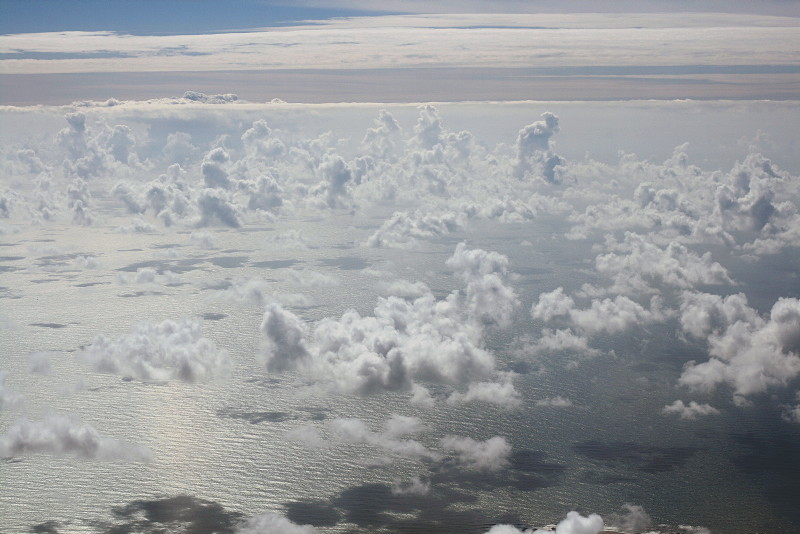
[1,0,798,103]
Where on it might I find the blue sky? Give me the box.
[0,0,393,35]
[3,0,799,35]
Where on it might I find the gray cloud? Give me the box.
[80,318,229,382]
[0,413,151,461]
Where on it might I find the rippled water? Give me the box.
[2,213,799,534]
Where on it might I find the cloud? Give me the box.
[117,266,180,285]
[590,232,734,296]
[3,13,796,76]
[661,400,720,420]
[678,296,800,398]
[80,318,229,382]
[440,435,511,471]
[196,188,243,228]
[0,370,23,410]
[0,413,151,461]
[486,510,604,534]
[259,244,519,403]
[514,112,564,183]
[532,288,667,336]
[390,475,430,496]
[605,503,652,533]
[237,512,320,534]
[364,210,467,249]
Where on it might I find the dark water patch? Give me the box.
[0,255,25,261]
[318,257,369,270]
[217,408,294,424]
[573,440,698,473]
[507,361,537,374]
[284,501,340,527]
[328,482,511,533]
[252,259,299,269]
[150,243,183,249]
[74,282,108,287]
[118,248,144,252]
[119,291,166,298]
[202,312,227,321]
[731,431,800,526]
[105,495,243,534]
[31,521,62,533]
[297,408,328,421]
[31,279,56,284]
[30,323,67,329]
[431,449,565,492]
[209,256,248,268]
[0,265,21,272]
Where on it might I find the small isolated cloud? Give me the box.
[117,267,180,285]
[535,396,573,407]
[606,503,652,533]
[447,379,521,408]
[440,435,511,472]
[264,230,310,250]
[189,231,217,249]
[80,318,229,382]
[781,391,800,424]
[486,510,604,534]
[364,210,466,249]
[289,414,437,463]
[0,413,151,461]
[0,370,23,410]
[28,352,53,375]
[237,512,319,534]
[391,475,430,496]
[116,217,157,234]
[662,400,720,420]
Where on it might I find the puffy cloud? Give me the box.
[364,210,467,249]
[679,297,800,398]
[591,232,734,295]
[678,291,759,340]
[260,245,518,402]
[513,112,564,183]
[446,379,521,408]
[260,303,311,373]
[661,400,720,420]
[196,188,242,228]
[532,288,667,336]
[440,435,511,471]
[523,329,601,358]
[117,267,180,286]
[80,318,229,382]
[236,512,319,534]
[0,413,151,461]
[486,511,604,534]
